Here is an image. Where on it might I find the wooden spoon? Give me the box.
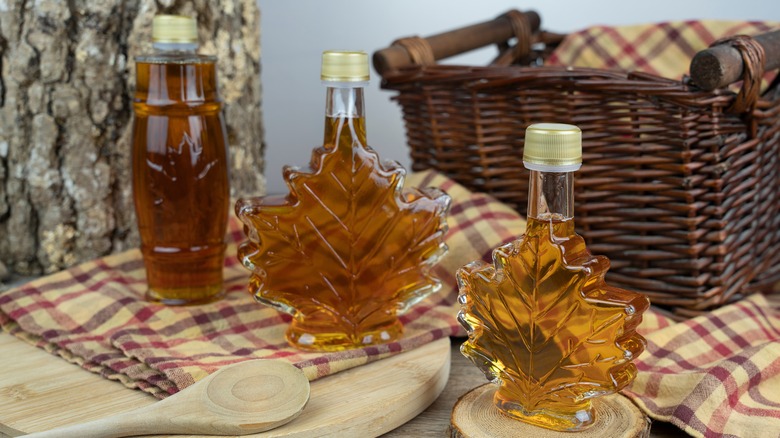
[26,359,310,438]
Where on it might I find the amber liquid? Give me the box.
[132,57,229,305]
[459,216,648,431]
[237,113,448,351]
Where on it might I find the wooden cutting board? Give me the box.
[0,333,450,437]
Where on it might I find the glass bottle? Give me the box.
[457,123,649,431]
[236,51,450,351]
[132,15,230,305]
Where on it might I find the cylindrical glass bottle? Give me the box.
[132,15,230,305]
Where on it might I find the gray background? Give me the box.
[258,0,778,194]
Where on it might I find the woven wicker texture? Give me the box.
[378,12,780,318]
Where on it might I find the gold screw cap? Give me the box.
[152,15,198,44]
[523,123,582,171]
[321,51,370,82]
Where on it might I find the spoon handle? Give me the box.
[24,411,157,438]
[23,398,213,437]
[23,359,309,437]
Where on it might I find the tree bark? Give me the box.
[0,0,265,275]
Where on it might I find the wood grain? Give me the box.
[25,360,310,437]
[0,334,450,437]
[690,29,780,90]
[0,333,687,437]
[385,339,683,438]
[449,384,650,438]
[372,10,541,75]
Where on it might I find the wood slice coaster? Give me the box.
[450,384,650,438]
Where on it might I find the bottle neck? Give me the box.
[325,85,365,118]
[527,170,574,221]
[323,84,366,146]
[152,41,198,53]
[134,41,218,105]
[136,41,212,65]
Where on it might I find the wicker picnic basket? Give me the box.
[374,10,780,318]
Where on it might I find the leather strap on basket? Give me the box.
[392,36,436,67]
[492,10,533,66]
[711,35,766,136]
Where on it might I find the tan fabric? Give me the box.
[548,20,778,88]
[3,169,779,437]
[0,170,524,398]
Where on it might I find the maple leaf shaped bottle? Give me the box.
[457,124,649,431]
[236,51,450,351]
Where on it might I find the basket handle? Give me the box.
[373,10,541,76]
[689,29,780,91]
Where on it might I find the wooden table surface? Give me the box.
[385,337,684,438]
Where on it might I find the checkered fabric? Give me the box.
[2,170,779,437]
[630,294,780,438]
[0,170,523,399]
[546,20,780,437]
[547,20,778,85]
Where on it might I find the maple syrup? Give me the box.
[236,51,450,351]
[132,16,229,305]
[458,124,649,431]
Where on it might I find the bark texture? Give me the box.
[0,0,265,275]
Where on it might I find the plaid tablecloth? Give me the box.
[547,20,778,86]
[0,170,523,398]
[630,294,780,438]
[548,21,780,437]
[2,169,779,438]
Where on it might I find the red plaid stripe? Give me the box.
[547,22,780,435]
[627,294,780,438]
[547,20,778,87]
[0,170,523,399]
[3,169,778,437]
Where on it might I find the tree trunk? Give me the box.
[0,0,265,276]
